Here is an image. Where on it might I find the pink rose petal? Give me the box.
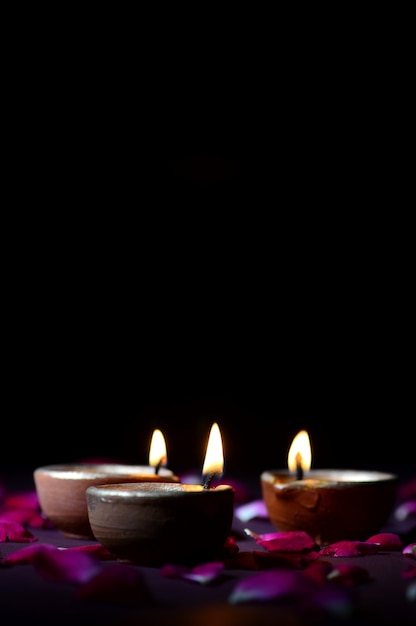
[398,478,416,502]
[245,528,317,552]
[63,544,116,560]
[4,491,40,510]
[403,543,416,559]
[301,586,354,619]
[402,566,416,580]
[326,562,372,585]
[0,520,37,542]
[366,532,403,550]
[0,508,55,529]
[235,499,268,522]
[395,500,416,521]
[5,543,101,583]
[77,564,150,604]
[228,569,315,604]
[223,535,239,555]
[161,561,224,584]
[224,549,319,571]
[319,541,380,557]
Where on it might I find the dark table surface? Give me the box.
[1,467,415,626]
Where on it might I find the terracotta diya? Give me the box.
[261,430,398,545]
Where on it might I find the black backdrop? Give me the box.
[3,147,413,479]
[3,57,413,480]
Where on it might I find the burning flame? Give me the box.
[288,430,312,473]
[202,422,224,477]
[149,429,167,468]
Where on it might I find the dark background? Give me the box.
[2,32,413,482]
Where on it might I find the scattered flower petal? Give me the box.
[59,544,116,560]
[245,529,317,552]
[402,567,416,580]
[0,520,37,542]
[224,549,318,571]
[235,500,268,522]
[77,564,150,604]
[398,478,416,502]
[326,562,372,585]
[301,586,355,620]
[4,491,40,510]
[366,533,403,550]
[161,561,224,584]
[5,542,101,583]
[228,569,315,604]
[403,543,416,559]
[319,541,380,557]
[0,508,55,529]
[223,535,239,555]
[395,500,416,521]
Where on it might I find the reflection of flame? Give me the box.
[149,429,167,468]
[202,422,224,476]
[288,430,312,473]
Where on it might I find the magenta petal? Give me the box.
[5,543,101,583]
[327,562,372,586]
[320,541,380,557]
[403,543,416,559]
[302,586,354,619]
[161,562,224,584]
[160,563,188,578]
[0,520,37,542]
[64,544,116,560]
[395,500,416,521]
[182,562,225,584]
[366,532,403,550]
[235,500,268,522]
[228,569,315,604]
[0,508,54,529]
[402,566,416,580]
[77,565,149,604]
[251,530,317,552]
[4,491,40,510]
[5,543,56,564]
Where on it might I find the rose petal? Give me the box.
[402,566,416,580]
[403,543,416,559]
[61,544,116,560]
[223,535,239,555]
[398,478,416,502]
[4,491,40,510]
[366,532,403,550]
[319,541,380,557]
[326,562,372,585]
[301,560,334,584]
[161,561,224,584]
[224,549,319,571]
[395,500,416,521]
[235,500,268,522]
[0,508,55,529]
[5,543,101,583]
[245,529,317,552]
[301,586,355,619]
[228,569,315,604]
[77,564,150,604]
[0,520,37,542]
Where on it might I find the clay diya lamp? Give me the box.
[34,429,179,539]
[260,430,398,545]
[86,422,235,565]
